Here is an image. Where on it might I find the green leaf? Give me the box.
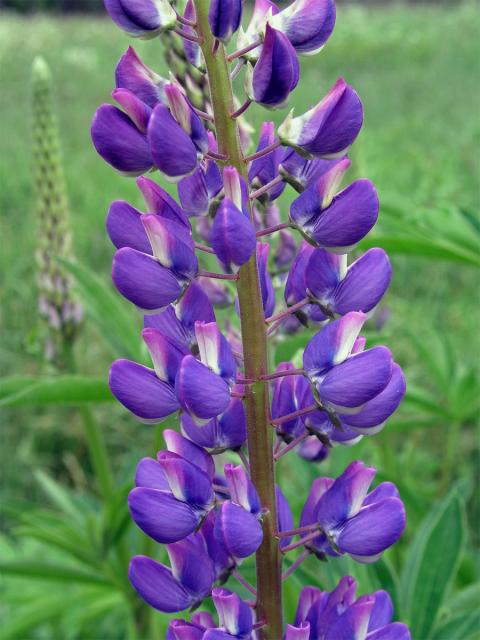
[0,375,36,400]
[369,556,400,615]
[448,582,480,615]
[433,610,480,640]
[0,375,113,407]
[360,234,480,267]
[0,560,111,586]
[401,488,466,639]
[35,471,85,523]
[60,258,142,360]
[1,594,69,639]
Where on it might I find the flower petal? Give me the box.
[106,200,151,253]
[316,461,376,529]
[157,451,213,508]
[128,487,200,543]
[91,104,153,175]
[175,355,231,421]
[128,555,191,613]
[112,247,182,312]
[336,497,406,560]
[333,248,391,315]
[211,198,256,271]
[115,46,167,108]
[303,312,366,376]
[109,359,179,422]
[163,429,215,479]
[135,456,169,490]
[319,346,393,410]
[148,103,199,178]
[342,363,406,432]
[215,501,263,558]
[212,588,253,636]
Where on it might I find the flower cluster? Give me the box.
[92,0,411,637]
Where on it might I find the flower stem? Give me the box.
[265,297,310,324]
[282,550,310,581]
[244,141,281,163]
[193,2,282,636]
[271,403,317,426]
[274,432,309,461]
[250,176,284,201]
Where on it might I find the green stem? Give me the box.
[193,3,282,637]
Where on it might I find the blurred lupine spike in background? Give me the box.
[32,56,82,367]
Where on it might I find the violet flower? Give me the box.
[104,0,176,39]
[93,0,411,636]
[278,78,363,158]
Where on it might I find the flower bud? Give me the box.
[245,24,299,109]
[91,104,153,175]
[211,198,256,272]
[270,0,336,55]
[104,0,176,39]
[115,46,167,107]
[236,0,280,62]
[208,0,243,43]
[278,78,363,158]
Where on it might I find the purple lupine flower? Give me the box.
[148,83,208,178]
[209,0,243,43]
[178,133,223,216]
[284,240,326,324]
[257,242,276,316]
[278,78,363,158]
[197,276,233,308]
[300,361,406,444]
[109,358,180,422]
[137,175,191,228]
[144,281,215,349]
[106,176,191,260]
[91,103,153,175]
[303,312,394,413]
[289,247,391,317]
[176,354,232,421]
[280,151,349,193]
[210,588,253,638]
[111,245,189,312]
[272,363,309,442]
[181,396,247,453]
[248,123,286,203]
[236,0,280,62]
[245,24,299,109]
[104,0,176,38]
[178,1,203,71]
[290,179,379,253]
[301,461,406,562]
[211,198,257,271]
[294,577,411,640]
[106,200,153,254]
[115,46,167,107]
[199,510,237,583]
[215,464,263,559]
[270,0,336,55]
[128,441,214,543]
[128,536,215,612]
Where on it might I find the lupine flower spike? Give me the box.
[93,0,411,637]
[32,57,82,366]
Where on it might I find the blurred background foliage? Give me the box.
[0,1,479,638]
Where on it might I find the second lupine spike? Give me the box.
[32,56,83,367]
